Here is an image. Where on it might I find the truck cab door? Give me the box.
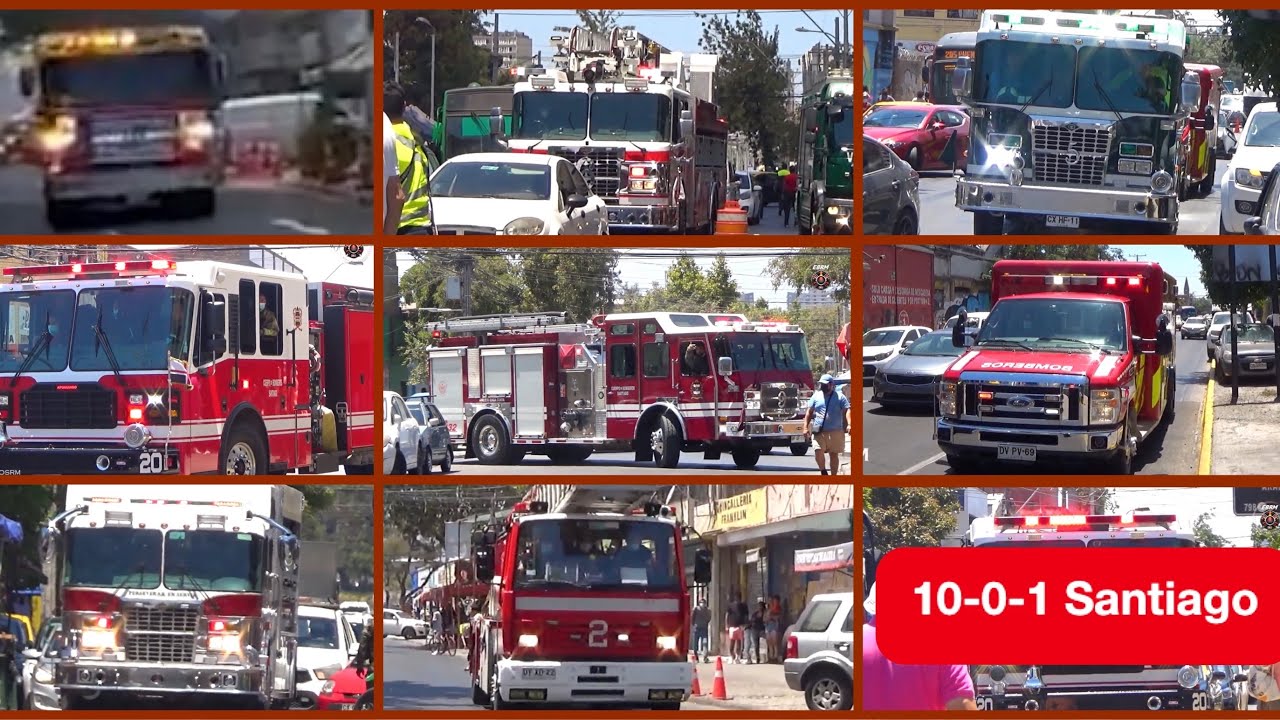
[604,323,640,435]
[677,338,714,412]
[637,321,673,407]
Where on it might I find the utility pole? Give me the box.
[491,13,501,84]
[843,10,852,71]
[459,255,474,316]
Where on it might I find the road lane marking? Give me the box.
[271,218,331,235]
[899,451,946,475]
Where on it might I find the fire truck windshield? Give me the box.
[973,40,1075,108]
[163,529,265,593]
[978,298,1129,353]
[718,333,811,372]
[1075,47,1182,115]
[64,527,162,589]
[589,93,670,142]
[70,287,195,370]
[513,92,588,140]
[40,49,216,107]
[513,518,680,591]
[0,289,76,372]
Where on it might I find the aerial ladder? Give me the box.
[522,485,672,516]
[426,312,603,346]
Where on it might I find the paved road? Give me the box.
[444,448,850,476]
[915,160,1230,235]
[861,335,1209,475]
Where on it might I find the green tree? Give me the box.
[782,304,844,373]
[704,253,741,310]
[575,10,621,34]
[0,485,57,589]
[1252,521,1280,549]
[1218,11,1280,96]
[698,11,791,166]
[384,11,493,113]
[518,249,621,322]
[862,487,960,556]
[1192,511,1229,547]
[766,251,851,302]
[1185,244,1270,308]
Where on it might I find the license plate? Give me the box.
[522,668,556,679]
[997,444,1037,462]
[1251,361,1267,370]
[1045,215,1080,228]
[335,704,354,710]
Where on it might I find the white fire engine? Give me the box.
[964,511,1215,712]
[507,28,728,233]
[0,259,374,475]
[20,26,229,229]
[468,485,711,710]
[424,312,819,470]
[43,485,303,710]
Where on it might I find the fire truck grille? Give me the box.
[1040,665,1148,675]
[758,383,802,422]
[958,377,1085,426]
[1032,125,1111,186]
[544,623,656,660]
[88,115,179,166]
[124,606,198,663]
[19,385,117,429]
[549,147,622,199]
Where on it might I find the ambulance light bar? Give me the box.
[993,513,1176,528]
[1002,273,1143,288]
[3,259,174,281]
[512,500,549,515]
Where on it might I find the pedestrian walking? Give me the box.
[384,82,434,235]
[746,599,766,663]
[863,583,978,711]
[781,164,798,226]
[765,595,784,663]
[691,599,711,663]
[725,593,746,663]
[804,373,852,475]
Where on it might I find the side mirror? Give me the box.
[693,548,712,585]
[282,536,300,571]
[18,67,33,98]
[717,356,733,376]
[1244,216,1264,235]
[903,340,915,349]
[827,103,844,117]
[489,107,505,138]
[1205,111,1216,132]
[1235,672,1248,683]
[565,193,589,210]
[427,416,443,427]
[921,65,931,84]
[951,309,969,347]
[953,67,973,105]
[1181,79,1202,114]
[679,109,693,139]
[474,546,495,583]
[1156,328,1174,356]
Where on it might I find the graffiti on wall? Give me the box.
[933,288,990,328]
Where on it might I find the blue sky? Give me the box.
[1111,245,1204,299]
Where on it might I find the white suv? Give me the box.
[295,604,360,709]
[383,608,427,639]
[1220,102,1280,234]
[383,390,421,474]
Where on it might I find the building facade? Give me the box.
[862,10,895,95]
[892,9,980,50]
[472,30,533,69]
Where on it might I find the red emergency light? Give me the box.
[511,500,549,515]
[993,513,1176,528]
[2,259,175,281]
[431,329,444,340]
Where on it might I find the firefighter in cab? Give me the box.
[384,81,434,235]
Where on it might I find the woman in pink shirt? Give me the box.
[862,584,978,711]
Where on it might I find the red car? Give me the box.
[863,102,969,171]
[316,666,367,710]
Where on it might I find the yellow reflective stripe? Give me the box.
[390,121,432,226]
[1150,357,1164,410]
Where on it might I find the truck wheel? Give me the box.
[441,448,453,473]
[732,448,761,469]
[472,681,489,706]
[546,446,593,464]
[790,442,809,456]
[1163,369,1177,423]
[221,423,266,475]
[972,211,1003,235]
[1109,416,1137,475]
[650,414,683,469]
[472,416,513,466]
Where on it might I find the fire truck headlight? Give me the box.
[36,117,76,153]
[34,666,53,685]
[656,635,677,651]
[502,217,546,235]
[518,634,539,648]
[123,423,151,449]
[0,394,9,407]
[1151,170,1175,195]
[1089,388,1120,425]
[1178,665,1199,689]
[208,633,242,654]
[939,382,958,417]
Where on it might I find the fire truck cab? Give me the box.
[0,260,374,475]
[964,512,1209,712]
[44,485,303,710]
[938,260,1176,474]
[20,26,229,229]
[425,311,817,470]
[468,485,711,710]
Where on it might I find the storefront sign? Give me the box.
[794,541,854,573]
[714,489,767,531]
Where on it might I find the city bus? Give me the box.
[431,85,513,161]
[924,31,975,105]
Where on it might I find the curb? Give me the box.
[1198,360,1215,475]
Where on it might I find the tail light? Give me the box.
[785,634,798,659]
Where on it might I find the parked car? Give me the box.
[871,330,966,409]
[316,663,368,710]
[413,398,454,474]
[295,604,360,709]
[339,600,373,629]
[863,325,933,380]
[1207,311,1256,360]
[1181,314,1210,339]
[21,623,63,711]
[734,170,764,224]
[1220,102,1280,234]
[383,390,421,474]
[941,310,989,332]
[782,591,853,711]
[862,135,920,234]
[428,152,609,235]
[383,608,427,639]
[862,102,970,171]
[1243,160,1280,235]
[1214,323,1276,382]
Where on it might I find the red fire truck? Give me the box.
[424,312,819,470]
[507,28,729,233]
[467,485,711,710]
[1179,63,1224,200]
[936,260,1177,474]
[0,259,374,475]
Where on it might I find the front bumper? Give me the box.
[315,690,362,710]
[956,176,1176,225]
[45,163,221,205]
[0,443,180,474]
[1219,356,1276,378]
[820,198,853,234]
[872,374,936,404]
[978,687,1201,711]
[495,658,691,705]
[936,418,1125,465]
[720,419,807,442]
[607,202,680,231]
[56,660,261,696]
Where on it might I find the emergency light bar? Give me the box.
[993,513,1176,528]
[3,259,174,282]
[511,500,549,515]
[1002,273,1143,288]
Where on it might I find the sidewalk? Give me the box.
[685,657,805,711]
[1204,366,1280,474]
[280,168,373,205]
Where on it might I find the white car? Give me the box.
[428,152,609,235]
[21,619,62,711]
[339,601,373,630]
[295,604,360,709]
[1220,102,1280,234]
[384,390,421,474]
[863,325,932,381]
[1206,310,1256,361]
[735,170,764,224]
[941,311,989,332]
[383,608,427,639]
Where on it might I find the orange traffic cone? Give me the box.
[690,662,703,696]
[711,656,730,700]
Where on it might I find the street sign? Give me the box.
[1233,487,1280,515]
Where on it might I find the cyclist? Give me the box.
[429,605,443,655]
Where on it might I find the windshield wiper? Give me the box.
[1017,78,1054,116]
[92,308,127,387]
[1036,336,1112,354]
[9,329,53,389]
[1091,70,1126,124]
[169,564,214,605]
[979,338,1036,351]
[519,579,584,589]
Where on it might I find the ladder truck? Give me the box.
[504,28,729,234]
[424,310,818,470]
[467,484,711,710]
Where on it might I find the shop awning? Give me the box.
[421,581,489,603]
[716,508,851,547]
[794,541,854,573]
[0,513,21,544]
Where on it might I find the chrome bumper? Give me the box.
[46,163,222,203]
[722,419,807,439]
[955,177,1176,224]
[936,418,1125,455]
[607,202,679,231]
[56,660,261,695]
[495,658,691,705]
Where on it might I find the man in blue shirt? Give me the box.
[804,373,851,475]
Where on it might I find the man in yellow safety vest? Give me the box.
[384,82,434,234]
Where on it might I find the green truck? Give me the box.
[796,69,854,235]
[431,85,513,161]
